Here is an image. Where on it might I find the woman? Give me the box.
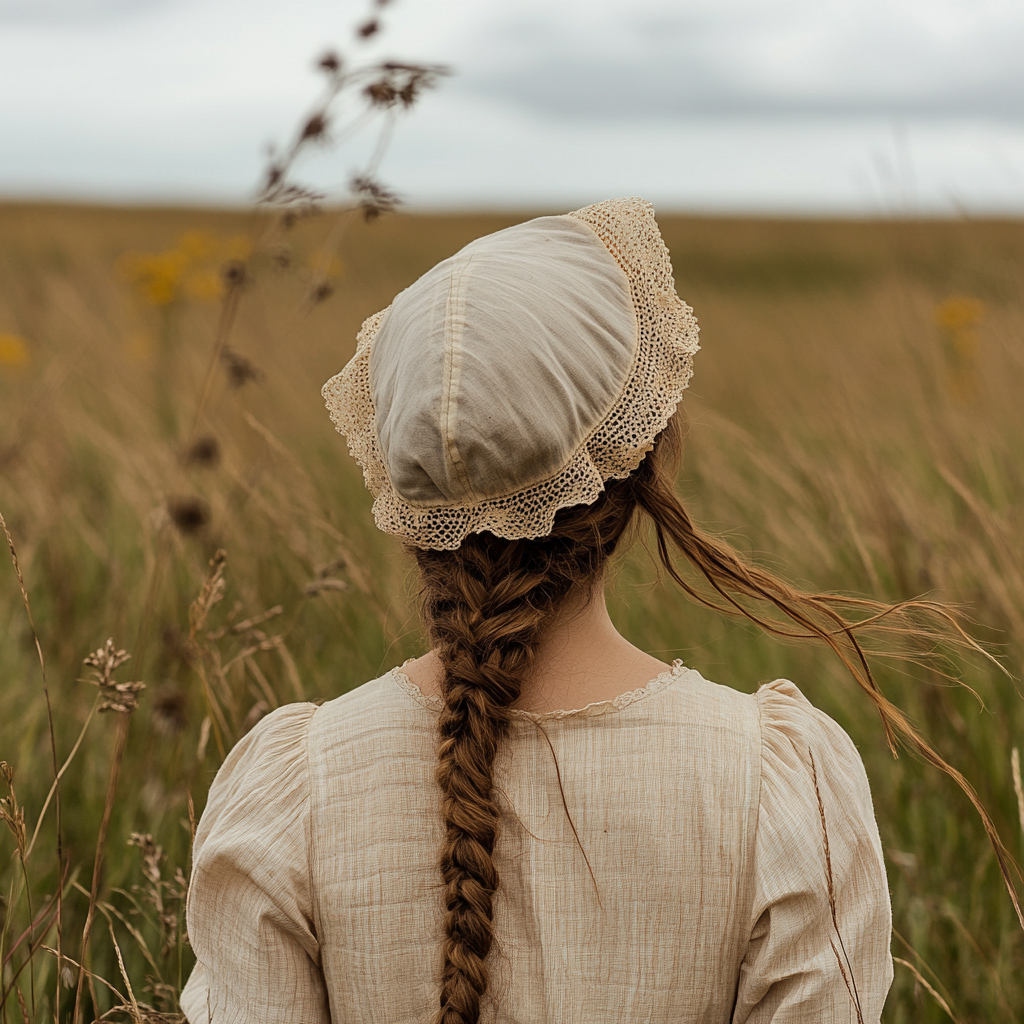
[181,198,895,1023]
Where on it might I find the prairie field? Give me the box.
[1,200,1023,1022]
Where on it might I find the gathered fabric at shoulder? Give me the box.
[181,703,328,1024]
[732,679,893,1023]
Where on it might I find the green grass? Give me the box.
[0,202,1023,1021]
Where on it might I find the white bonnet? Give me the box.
[322,197,699,550]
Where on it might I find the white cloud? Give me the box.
[0,0,1022,211]
[457,0,1024,120]
[0,0,178,25]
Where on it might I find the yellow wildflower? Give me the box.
[935,296,985,404]
[185,270,224,302]
[0,334,29,368]
[118,250,190,307]
[118,231,255,307]
[935,296,985,332]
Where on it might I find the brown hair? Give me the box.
[414,413,1021,1024]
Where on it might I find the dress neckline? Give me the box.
[389,659,689,723]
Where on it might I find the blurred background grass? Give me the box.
[0,201,1022,1021]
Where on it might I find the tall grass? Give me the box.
[0,203,1022,1021]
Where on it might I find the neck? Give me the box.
[403,580,671,714]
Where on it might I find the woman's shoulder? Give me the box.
[752,677,870,779]
[207,672,438,783]
[650,666,759,748]
[301,670,438,767]
[199,702,320,799]
[676,666,856,730]
[196,702,320,839]
[309,669,421,730]
[671,664,759,713]
[665,669,867,772]
[726,677,879,847]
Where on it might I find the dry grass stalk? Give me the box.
[41,946,128,1007]
[809,749,864,1023]
[113,0,438,779]
[1012,748,1024,842]
[0,510,64,1021]
[73,639,145,1024]
[24,703,99,861]
[186,551,231,759]
[1,761,34,1018]
[892,957,963,1022]
[126,834,186,959]
[1,864,69,1012]
[106,918,140,1022]
[186,551,307,749]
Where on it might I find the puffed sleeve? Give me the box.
[180,703,328,1024]
[732,680,893,1024]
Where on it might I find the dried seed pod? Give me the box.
[310,280,335,304]
[167,496,210,534]
[152,685,188,736]
[221,259,247,289]
[318,51,341,74]
[300,112,329,142]
[184,435,220,467]
[220,347,262,389]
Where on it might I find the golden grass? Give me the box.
[0,201,1023,1021]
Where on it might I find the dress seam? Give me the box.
[728,689,770,1023]
[752,689,766,933]
[304,702,323,955]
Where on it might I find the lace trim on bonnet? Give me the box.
[321,197,700,551]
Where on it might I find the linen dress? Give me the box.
[181,662,893,1023]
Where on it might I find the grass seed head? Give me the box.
[0,769,26,852]
[82,639,146,712]
[189,549,228,636]
[83,638,131,682]
[350,175,400,221]
[129,832,164,884]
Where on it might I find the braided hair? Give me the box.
[414,479,637,1024]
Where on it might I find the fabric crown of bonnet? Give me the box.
[322,196,700,551]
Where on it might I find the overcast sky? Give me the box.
[2,0,1024,212]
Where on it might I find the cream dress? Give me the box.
[181,663,892,1023]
